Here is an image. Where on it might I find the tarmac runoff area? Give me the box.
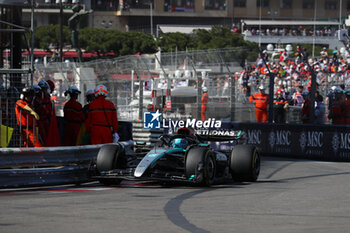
[1,156,350,233]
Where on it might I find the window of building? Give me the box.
[280,0,292,9]
[325,0,338,10]
[256,0,269,8]
[125,0,154,9]
[205,0,226,10]
[302,0,314,9]
[92,0,119,11]
[234,0,246,8]
[164,0,195,12]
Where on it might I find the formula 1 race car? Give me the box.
[92,128,260,186]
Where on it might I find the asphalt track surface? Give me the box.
[1,156,350,233]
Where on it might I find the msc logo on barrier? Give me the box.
[244,130,262,145]
[299,131,324,154]
[332,132,350,154]
[143,110,161,129]
[269,130,291,150]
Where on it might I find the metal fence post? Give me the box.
[139,78,144,121]
[218,50,236,121]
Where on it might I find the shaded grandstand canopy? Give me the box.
[241,20,340,26]
[0,0,29,5]
[159,25,212,34]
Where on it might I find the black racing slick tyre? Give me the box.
[96,144,122,185]
[96,144,120,172]
[230,145,260,182]
[185,147,216,186]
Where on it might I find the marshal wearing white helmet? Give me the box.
[86,84,119,144]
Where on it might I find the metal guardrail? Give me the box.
[0,144,103,188]
[132,121,163,152]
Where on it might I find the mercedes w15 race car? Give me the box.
[91,128,260,186]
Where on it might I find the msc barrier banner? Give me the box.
[162,119,350,161]
[230,123,350,162]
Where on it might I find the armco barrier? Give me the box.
[0,145,103,188]
[0,121,133,189]
[132,121,163,146]
[230,123,350,162]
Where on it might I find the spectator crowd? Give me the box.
[242,26,339,37]
[238,44,350,125]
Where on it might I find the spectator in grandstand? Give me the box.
[314,94,326,124]
[262,50,269,61]
[295,46,303,64]
[86,84,119,144]
[241,71,251,97]
[249,85,269,123]
[222,76,230,96]
[292,85,304,106]
[63,86,84,146]
[15,87,42,147]
[325,86,337,111]
[201,87,209,121]
[320,47,329,59]
[301,91,311,124]
[340,84,346,93]
[328,88,344,125]
[343,89,350,125]
[273,90,288,123]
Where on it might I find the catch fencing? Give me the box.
[1,48,349,148]
[36,48,248,122]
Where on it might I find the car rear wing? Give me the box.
[195,130,244,142]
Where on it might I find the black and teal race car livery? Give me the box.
[92,128,260,186]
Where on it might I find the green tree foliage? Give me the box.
[33,25,260,61]
[157,26,259,62]
[156,32,192,52]
[34,24,70,51]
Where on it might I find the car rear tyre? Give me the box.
[96,144,122,185]
[185,147,216,186]
[230,145,260,182]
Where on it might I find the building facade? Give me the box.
[20,0,350,33]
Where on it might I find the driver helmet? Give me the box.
[172,138,189,149]
[177,127,194,137]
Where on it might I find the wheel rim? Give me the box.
[207,156,215,179]
[253,151,260,177]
